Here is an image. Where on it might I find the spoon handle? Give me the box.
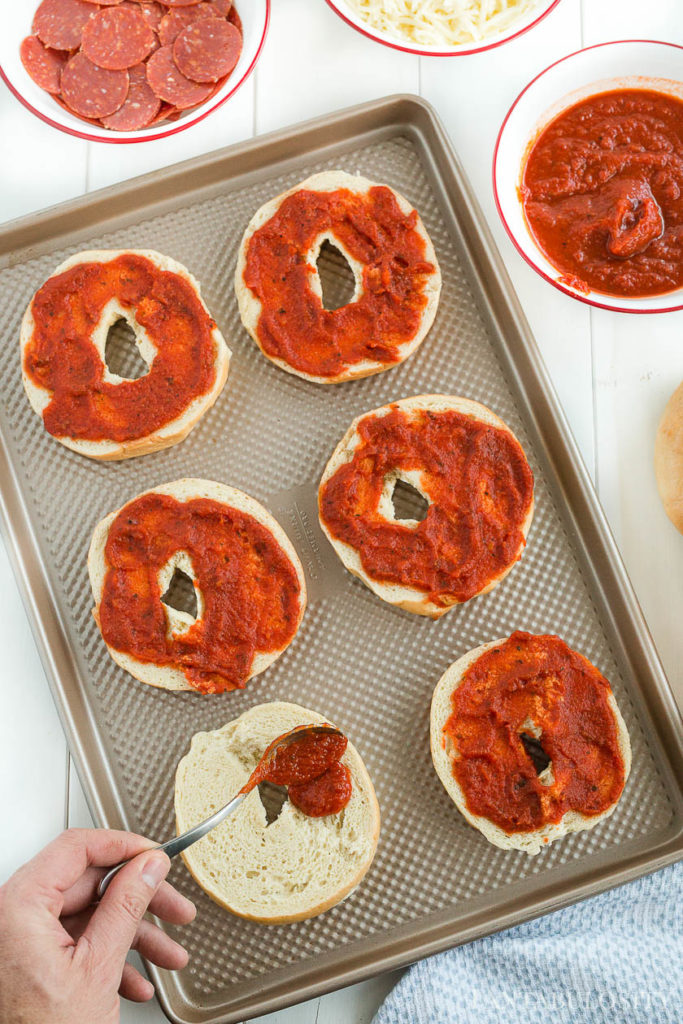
[97,790,248,899]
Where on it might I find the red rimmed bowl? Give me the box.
[0,0,269,144]
[325,0,562,57]
[494,39,683,313]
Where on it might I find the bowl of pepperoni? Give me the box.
[0,0,268,142]
[494,40,683,312]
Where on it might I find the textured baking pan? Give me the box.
[0,96,682,1024]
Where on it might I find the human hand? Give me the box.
[0,828,196,1024]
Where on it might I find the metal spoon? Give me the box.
[97,723,344,898]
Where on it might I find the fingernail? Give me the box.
[141,851,170,889]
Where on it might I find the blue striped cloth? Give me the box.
[373,862,682,1024]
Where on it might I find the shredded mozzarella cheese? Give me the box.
[341,0,543,47]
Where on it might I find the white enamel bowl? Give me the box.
[494,40,683,313]
[325,0,563,57]
[0,0,269,144]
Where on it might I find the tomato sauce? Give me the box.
[242,185,436,378]
[288,762,352,817]
[242,728,352,817]
[24,253,219,442]
[98,493,302,694]
[443,632,627,834]
[319,406,534,606]
[522,89,683,297]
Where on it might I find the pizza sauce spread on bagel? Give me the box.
[242,185,436,378]
[443,632,627,834]
[522,89,683,297]
[23,253,218,443]
[319,405,534,605]
[98,493,302,694]
[243,728,352,817]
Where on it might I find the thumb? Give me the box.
[79,850,170,974]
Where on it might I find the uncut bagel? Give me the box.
[235,170,441,384]
[88,479,306,692]
[430,639,632,855]
[175,701,381,923]
[318,395,535,618]
[21,249,230,460]
[654,379,683,535]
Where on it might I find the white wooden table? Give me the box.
[2,2,682,1021]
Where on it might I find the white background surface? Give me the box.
[1,1,682,1022]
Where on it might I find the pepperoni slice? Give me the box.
[170,72,224,114]
[227,4,241,34]
[201,70,230,103]
[158,2,225,46]
[61,52,129,117]
[211,0,232,14]
[32,0,96,50]
[148,99,176,123]
[20,35,67,94]
[158,7,203,46]
[159,0,204,6]
[82,6,156,70]
[117,0,164,33]
[100,62,161,130]
[82,0,124,4]
[53,92,102,124]
[134,1,164,31]
[145,45,212,108]
[173,17,241,84]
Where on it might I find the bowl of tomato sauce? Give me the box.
[494,40,683,312]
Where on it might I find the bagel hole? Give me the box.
[161,568,198,621]
[520,732,551,776]
[257,781,288,826]
[316,240,356,310]
[105,318,149,380]
[392,479,429,522]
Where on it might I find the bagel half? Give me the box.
[21,249,230,460]
[175,701,381,923]
[430,637,632,855]
[655,379,683,534]
[88,479,307,693]
[235,171,441,384]
[318,395,535,617]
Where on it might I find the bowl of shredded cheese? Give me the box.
[325,0,563,56]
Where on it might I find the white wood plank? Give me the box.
[420,0,595,475]
[591,309,683,714]
[0,537,68,880]
[66,754,93,829]
[0,90,88,223]
[255,0,419,135]
[581,0,683,44]
[581,0,683,715]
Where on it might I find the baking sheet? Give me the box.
[0,96,681,1024]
